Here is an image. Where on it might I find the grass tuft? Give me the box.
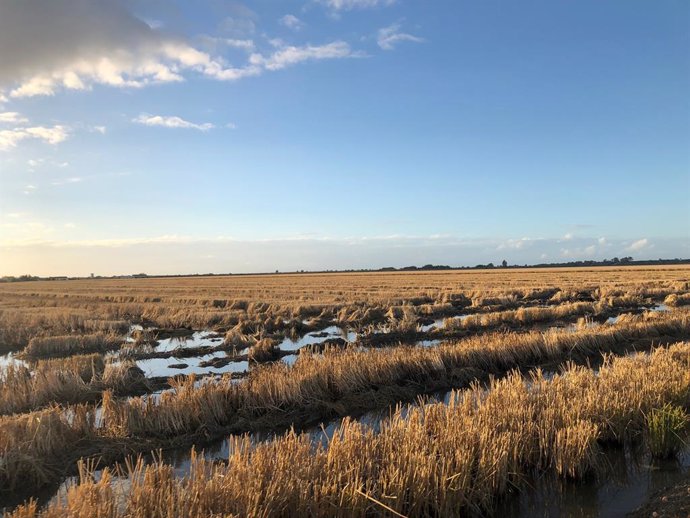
[646,403,688,459]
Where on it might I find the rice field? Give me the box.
[1,265,689,516]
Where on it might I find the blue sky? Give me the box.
[0,0,688,276]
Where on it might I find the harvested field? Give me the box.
[6,341,690,518]
[1,266,689,515]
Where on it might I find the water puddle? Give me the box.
[136,353,248,378]
[281,354,298,366]
[419,314,469,332]
[417,339,441,347]
[277,326,356,352]
[0,352,28,371]
[153,331,222,353]
[497,449,690,517]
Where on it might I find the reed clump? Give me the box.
[35,353,105,383]
[665,293,690,307]
[100,361,149,394]
[0,356,148,416]
[0,357,102,415]
[248,338,279,362]
[22,333,121,359]
[0,405,96,492]
[445,301,595,330]
[646,403,688,459]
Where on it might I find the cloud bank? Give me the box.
[0,0,361,99]
[1,233,686,277]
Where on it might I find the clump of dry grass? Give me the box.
[0,355,103,415]
[21,333,121,359]
[35,353,105,383]
[665,293,690,307]
[247,338,279,362]
[0,405,96,493]
[100,361,149,394]
[595,294,645,311]
[9,342,690,518]
[445,301,595,330]
[0,356,149,416]
[223,329,255,350]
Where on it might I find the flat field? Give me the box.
[1,265,689,517]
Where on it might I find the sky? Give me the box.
[0,0,688,276]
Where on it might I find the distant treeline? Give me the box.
[2,257,689,283]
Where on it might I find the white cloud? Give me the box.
[627,238,650,252]
[0,125,69,151]
[0,1,358,99]
[0,0,201,98]
[377,23,424,50]
[92,126,107,134]
[133,114,215,131]
[250,41,358,71]
[0,112,28,124]
[319,0,396,11]
[280,15,305,31]
[496,237,540,250]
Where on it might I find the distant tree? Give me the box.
[502,259,508,268]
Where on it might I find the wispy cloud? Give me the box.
[377,23,424,50]
[280,15,305,31]
[133,114,215,131]
[0,112,29,124]
[318,0,396,11]
[0,124,69,151]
